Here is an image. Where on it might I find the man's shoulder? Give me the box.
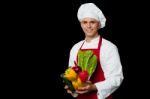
[102,38,117,49]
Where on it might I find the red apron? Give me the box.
[77,36,112,99]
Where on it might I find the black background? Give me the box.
[3,0,149,98]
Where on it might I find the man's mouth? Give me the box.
[86,29,93,33]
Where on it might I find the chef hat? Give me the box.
[77,3,106,28]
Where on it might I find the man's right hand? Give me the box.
[64,85,78,98]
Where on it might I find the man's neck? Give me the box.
[85,34,100,42]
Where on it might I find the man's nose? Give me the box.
[87,23,91,27]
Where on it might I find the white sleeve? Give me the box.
[68,47,75,67]
[95,45,124,99]
[68,43,81,68]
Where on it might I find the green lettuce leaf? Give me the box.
[77,50,97,76]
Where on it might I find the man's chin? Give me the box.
[86,34,95,37]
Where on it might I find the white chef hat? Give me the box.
[77,3,106,28]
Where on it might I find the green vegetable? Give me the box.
[77,50,84,70]
[60,73,75,92]
[77,50,97,76]
[87,54,97,75]
[83,50,94,71]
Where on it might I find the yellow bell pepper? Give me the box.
[77,77,82,87]
[64,68,77,81]
[72,77,83,90]
[72,80,78,90]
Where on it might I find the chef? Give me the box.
[67,3,124,99]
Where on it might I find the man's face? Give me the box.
[80,17,100,38]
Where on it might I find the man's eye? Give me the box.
[84,22,87,24]
[90,21,96,24]
[82,21,87,24]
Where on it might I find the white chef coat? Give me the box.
[68,36,124,99]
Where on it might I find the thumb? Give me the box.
[86,81,92,84]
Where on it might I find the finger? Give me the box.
[77,87,86,91]
[67,89,72,94]
[64,85,69,89]
[76,90,88,94]
[72,92,78,98]
[78,84,90,90]
[86,81,92,84]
